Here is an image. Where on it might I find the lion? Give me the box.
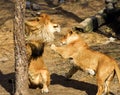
[51,30,120,95]
[26,40,50,93]
[25,13,61,42]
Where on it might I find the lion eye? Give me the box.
[69,31,73,34]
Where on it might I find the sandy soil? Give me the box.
[0,0,120,95]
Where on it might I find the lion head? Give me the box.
[25,13,61,42]
[60,30,88,47]
[61,30,80,44]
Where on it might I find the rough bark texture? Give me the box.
[14,0,29,95]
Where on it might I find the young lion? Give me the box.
[25,13,61,42]
[26,40,50,93]
[51,30,120,95]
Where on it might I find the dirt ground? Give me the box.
[0,0,120,95]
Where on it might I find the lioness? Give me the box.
[26,40,50,93]
[51,30,120,95]
[25,13,61,42]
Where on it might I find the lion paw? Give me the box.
[50,44,56,50]
[41,88,49,93]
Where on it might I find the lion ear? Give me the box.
[69,30,73,35]
[36,17,40,21]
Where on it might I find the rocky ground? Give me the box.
[0,0,120,95]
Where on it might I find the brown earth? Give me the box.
[0,0,120,95]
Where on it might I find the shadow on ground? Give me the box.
[44,0,83,22]
[0,71,15,95]
[51,73,97,95]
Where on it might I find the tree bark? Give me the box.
[14,0,30,95]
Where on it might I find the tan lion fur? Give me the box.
[25,13,60,42]
[51,30,120,95]
[26,40,50,93]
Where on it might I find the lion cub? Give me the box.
[26,40,50,93]
[51,30,120,95]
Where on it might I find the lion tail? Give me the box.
[115,63,120,83]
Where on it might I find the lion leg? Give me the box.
[96,80,104,95]
[40,70,50,93]
[96,72,105,95]
[96,70,114,95]
[104,71,115,95]
[65,66,78,78]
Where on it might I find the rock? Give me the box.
[26,1,41,11]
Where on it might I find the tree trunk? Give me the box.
[14,0,30,95]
